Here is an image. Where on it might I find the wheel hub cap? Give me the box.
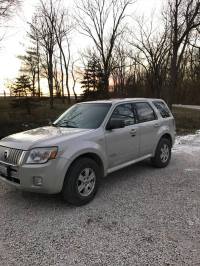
[77,168,96,197]
[160,144,169,163]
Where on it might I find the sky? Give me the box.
[0,0,164,95]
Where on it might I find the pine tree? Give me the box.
[11,75,32,97]
[18,48,40,97]
[81,54,104,99]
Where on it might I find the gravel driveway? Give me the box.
[1,133,200,266]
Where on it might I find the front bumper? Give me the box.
[0,157,69,194]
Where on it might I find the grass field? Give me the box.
[0,97,72,138]
[173,106,200,135]
[0,97,200,138]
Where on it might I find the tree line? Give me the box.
[4,0,200,109]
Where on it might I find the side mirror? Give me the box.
[48,119,53,126]
[106,119,125,130]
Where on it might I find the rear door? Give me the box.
[134,102,159,156]
[105,103,139,168]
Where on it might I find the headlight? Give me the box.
[25,147,58,164]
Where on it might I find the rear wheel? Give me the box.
[151,138,171,168]
[62,157,100,206]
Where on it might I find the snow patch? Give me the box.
[184,168,200,173]
[173,130,200,154]
[173,104,200,111]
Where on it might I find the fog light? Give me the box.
[33,176,43,186]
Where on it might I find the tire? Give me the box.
[62,157,100,206]
[151,138,172,168]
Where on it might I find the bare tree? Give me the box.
[165,0,200,107]
[0,0,20,20]
[54,11,73,104]
[71,60,78,101]
[112,44,129,96]
[53,56,61,97]
[129,18,170,99]
[40,0,74,104]
[59,49,64,101]
[0,0,21,43]
[29,0,57,108]
[28,16,41,97]
[76,0,134,96]
[177,33,200,103]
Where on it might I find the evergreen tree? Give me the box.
[11,75,32,97]
[18,48,39,97]
[81,54,104,99]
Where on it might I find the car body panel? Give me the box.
[105,124,140,168]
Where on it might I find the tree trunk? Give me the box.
[102,71,110,98]
[169,47,178,109]
[57,42,71,104]
[37,67,40,97]
[63,56,71,104]
[48,52,54,109]
[72,86,77,101]
[32,72,36,97]
[60,50,65,103]
[36,39,41,98]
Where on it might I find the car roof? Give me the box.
[82,98,163,105]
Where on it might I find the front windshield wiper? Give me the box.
[53,120,78,128]
[52,123,59,127]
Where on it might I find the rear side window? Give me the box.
[134,102,156,123]
[153,101,171,118]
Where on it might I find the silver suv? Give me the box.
[0,98,175,205]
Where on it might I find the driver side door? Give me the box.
[105,103,140,169]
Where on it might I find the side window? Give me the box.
[134,102,156,123]
[153,101,171,118]
[110,103,136,126]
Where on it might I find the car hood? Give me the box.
[0,126,93,150]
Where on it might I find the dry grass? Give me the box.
[172,106,200,135]
[0,97,71,138]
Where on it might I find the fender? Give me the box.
[60,140,107,176]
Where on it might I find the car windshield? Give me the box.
[53,103,112,129]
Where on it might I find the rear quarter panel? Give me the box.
[152,117,175,156]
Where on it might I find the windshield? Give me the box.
[53,103,112,129]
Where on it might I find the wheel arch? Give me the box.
[160,133,173,147]
[153,132,173,156]
[65,152,105,180]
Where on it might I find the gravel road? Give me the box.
[1,133,200,266]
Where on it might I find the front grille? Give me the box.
[0,146,23,165]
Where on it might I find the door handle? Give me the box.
[154,123,160,128]
[130,129,137,136]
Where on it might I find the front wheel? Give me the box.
[151,138,172,168]
[62,158,100,206]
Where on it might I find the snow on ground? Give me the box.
[173,130,200,173]
[173,130,200,154]
[173,104,200,110]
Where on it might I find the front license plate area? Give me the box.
[0,164,8,177]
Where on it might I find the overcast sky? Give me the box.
[0,0,164,94]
